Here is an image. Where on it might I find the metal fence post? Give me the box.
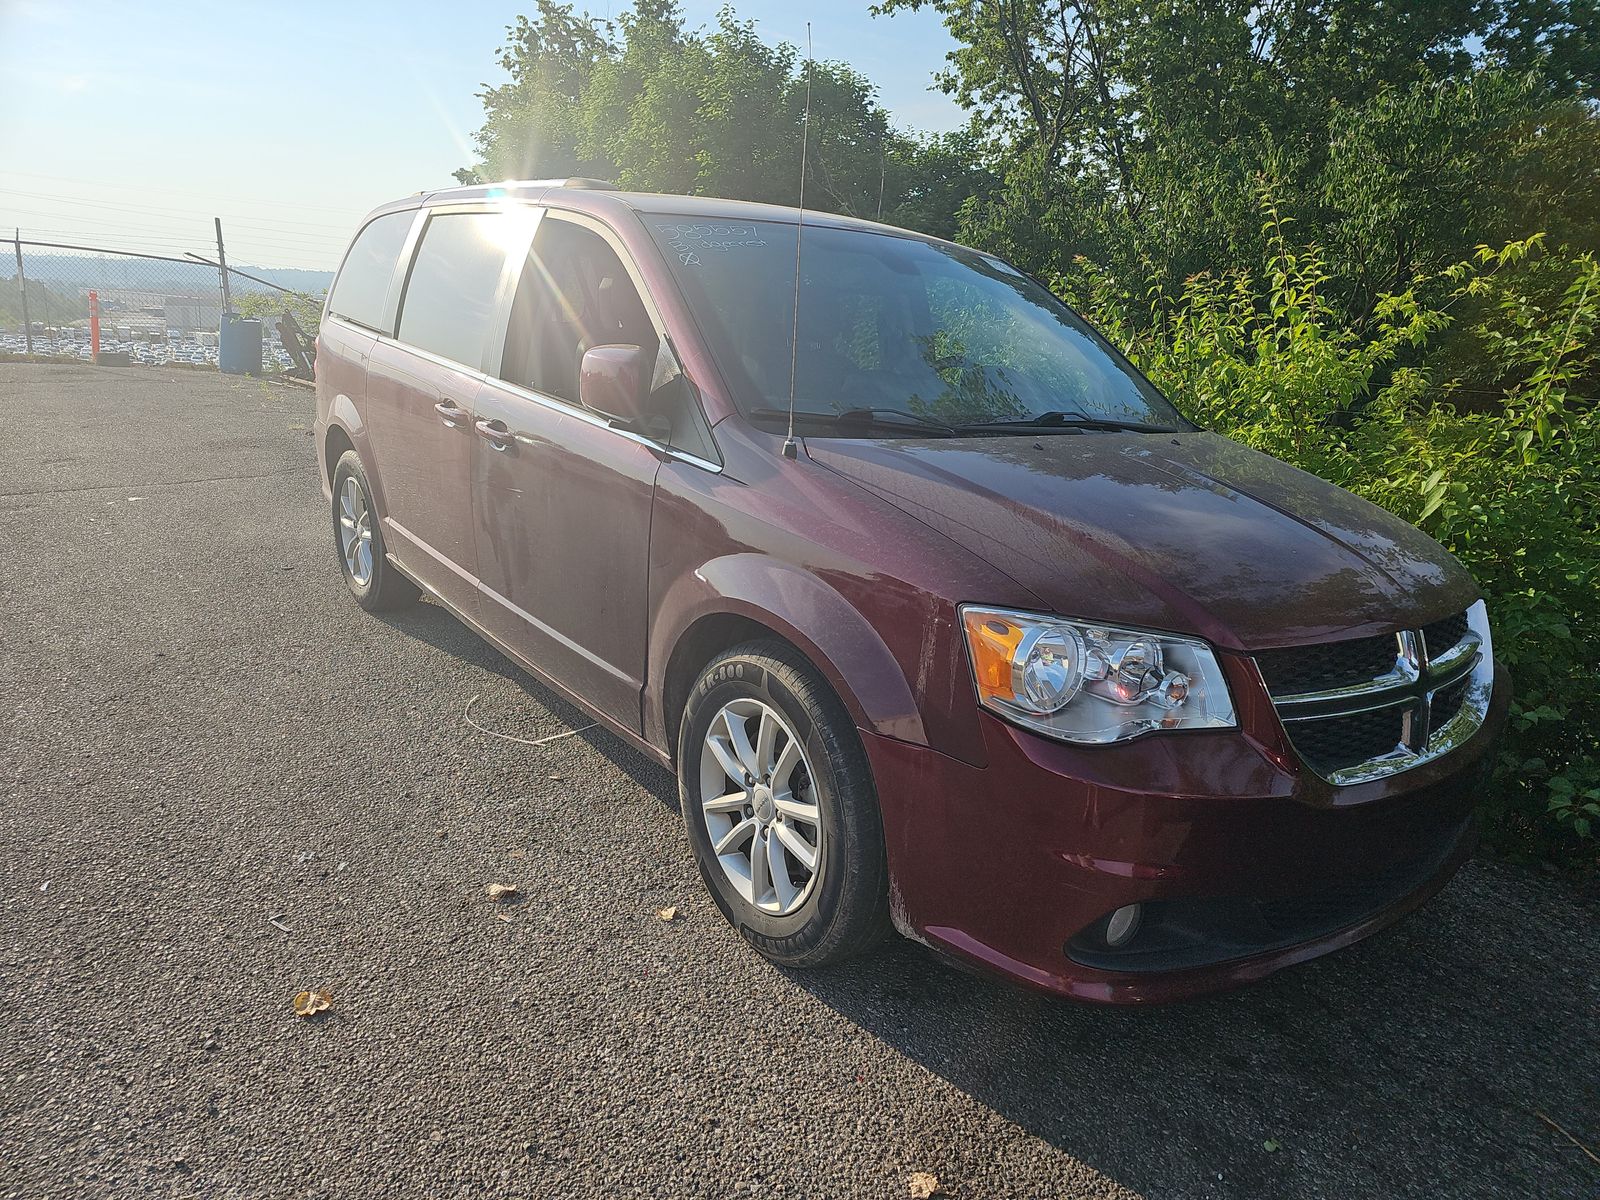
[214,217,231,315]
[13,228,33,354]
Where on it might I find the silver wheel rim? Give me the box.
[699,698,823,916]
[337,475,374,586]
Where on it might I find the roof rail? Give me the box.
[495,177,617,191]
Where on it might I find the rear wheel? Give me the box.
[679,641,890,967]
[331,450,418,612]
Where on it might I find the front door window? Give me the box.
[501,218,659,403]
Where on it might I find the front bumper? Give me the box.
[865,659,1510,1004]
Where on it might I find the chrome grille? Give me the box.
[1254,634,1398,696]
[1431,675,1471,728]
[1421,611,1469,658]
[1257,601,1494,785]
[1288,703,1408,777]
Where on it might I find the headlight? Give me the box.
[960,606,1237,744]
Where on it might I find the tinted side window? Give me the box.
[328,210,414,331]
[397,212,510,368]
[501,219,659,404]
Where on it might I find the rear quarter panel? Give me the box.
[314,317,378,502]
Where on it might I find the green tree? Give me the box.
[462,1,616,183]
[459,1,985,230]
[0,276,89,329]
[876,0,1600,311]
[231,288,324,338]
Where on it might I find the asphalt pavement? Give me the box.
[1,363,1595,1199]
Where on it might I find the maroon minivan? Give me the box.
[314,180,1507,1003]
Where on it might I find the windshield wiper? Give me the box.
[746,407,961,436]
[954,410,1179,434]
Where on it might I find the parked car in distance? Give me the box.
[314,180,1508,1003]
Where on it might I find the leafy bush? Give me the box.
[1065,190,1600,870]
[231,289,323,338]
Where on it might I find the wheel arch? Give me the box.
[320,393,390,519]
[650,555,928,763]
[323,423,355,486]
[661,612,810,761]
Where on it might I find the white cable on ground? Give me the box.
[463,694,597,748]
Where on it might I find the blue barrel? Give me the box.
[219,314,262,375]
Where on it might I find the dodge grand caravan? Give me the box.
[314,180,1507,1003]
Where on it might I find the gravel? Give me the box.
[1,363,1595,1199]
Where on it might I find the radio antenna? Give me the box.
[782,23,814,461]
[876,139,886,220]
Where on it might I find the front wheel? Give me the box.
[679,641,891,967]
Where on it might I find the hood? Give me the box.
[806,431,1476,652]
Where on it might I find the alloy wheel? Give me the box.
[698,698,823,916]
[337,475,374,586]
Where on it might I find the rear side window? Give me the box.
[328,210,414,331]
[397,212,510,369]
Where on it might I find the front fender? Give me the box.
[647,553,928,754]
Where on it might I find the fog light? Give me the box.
[1105,903,1143,948]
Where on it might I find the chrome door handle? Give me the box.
[475,418,512,451]
[434,400,466,427]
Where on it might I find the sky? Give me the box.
[0,0,963,271]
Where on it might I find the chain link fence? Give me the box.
[3,236,326,375]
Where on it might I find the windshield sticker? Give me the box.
[656,223,769,267]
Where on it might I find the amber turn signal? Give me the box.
[963,610,1025,704]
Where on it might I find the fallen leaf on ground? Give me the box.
[292,989,332,1018]
[655,906,679,922]
[908,1171,941,1198]
[487,883,519,901]
[1263,1139,1281,1153]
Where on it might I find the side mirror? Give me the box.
[579,344,649,425]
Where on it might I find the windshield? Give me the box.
[645,216,1183,432]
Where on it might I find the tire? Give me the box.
[331,449,418,612]
[679,640,891,967]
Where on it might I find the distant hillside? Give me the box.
[6,251,333,296]
[227,264,335,293]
